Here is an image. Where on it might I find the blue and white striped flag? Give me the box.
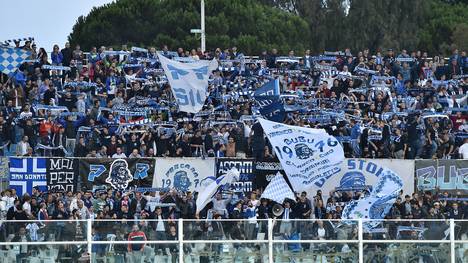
[0,46,31,75]
[261,172,295,204]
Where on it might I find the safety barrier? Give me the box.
[0,219,466,263]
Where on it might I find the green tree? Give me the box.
[68,0,310,54]
[452,23,468,52]
[418,0,468,54]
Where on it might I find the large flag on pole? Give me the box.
[261,172,295,204]
[196,168,239,213]
[158,54,218,113]
[0,46,31,75]
[259,118,344,193]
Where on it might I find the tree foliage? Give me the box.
[69,0,467,55]
[262,0,467,55]
[68,0,310,54]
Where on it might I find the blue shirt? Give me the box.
[350,125,361,140]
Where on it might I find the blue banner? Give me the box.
[254,79,280,97]
[255,96,285,122]
[9,158,47,196]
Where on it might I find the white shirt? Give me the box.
[212,198,229,212]
[156,215,165,232]
[112,153,127,158]
[22,202,31,216]
[19,111,33,119]
[143,195,161,212]
[317,227,326,240]
[26,223,39,241]
[2,196,15,210]
[283,208,290,221]
[17,141,29,156]
[244,125,251,138]
[459,143,468,159]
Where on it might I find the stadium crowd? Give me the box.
[1,184,467,262]
[0,41,467,160]
[0,40,467,262]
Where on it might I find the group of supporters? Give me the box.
[0,40,467,262]
[1,185,466,261]
[0,41,467,161]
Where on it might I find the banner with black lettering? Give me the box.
[415,159,468,195]
[46,158,79,192]
[216,158,254,193]
[253,161,286,190]
[79,158,155,191]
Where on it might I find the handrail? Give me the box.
[0,218,465,263]
[2,218,464,222]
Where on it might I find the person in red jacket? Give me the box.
[128,224,147,262]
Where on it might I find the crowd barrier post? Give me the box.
[268,218,273,262]
[450,219,455,263]
[178,218,184,263]
[358,219,363,263]
[87,218,92,260]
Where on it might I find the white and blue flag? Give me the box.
[261,172,295,204]
[9,158,47,196]
[196,168,239,213]
[158,54,218,113]
[342,170,403,229]
[259,118,345,193]
[0,46,31,75]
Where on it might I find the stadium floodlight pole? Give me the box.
[190,0,206,52]
[201,0,206,52]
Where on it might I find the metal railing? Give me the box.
[0,218,466,262]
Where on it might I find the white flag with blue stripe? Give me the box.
[261,172,295,204]
[196,168,239,213]
[158,54,218,113]
[341,170,403,229]
[0,46,31,75]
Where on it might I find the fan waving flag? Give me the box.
[342,170,403,229]
[196,168,239,213]
[254,79,284,121]
[261,172,295,204]
[0,46,31,75]
[254,79,280,97]
[158,54,218,113]
[259,118,344,193]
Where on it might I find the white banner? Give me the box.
[153,158,216,193]
[313,159,415,198]
[259,118,344,193]
[342,169,403,227]
[158,54,218,113]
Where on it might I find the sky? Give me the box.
[0,0,115,52]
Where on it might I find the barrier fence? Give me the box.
[0,219,467,263]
